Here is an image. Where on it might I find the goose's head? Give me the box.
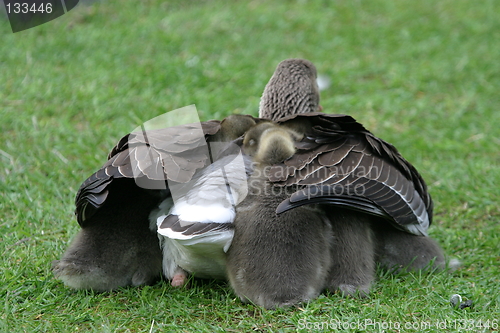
[243,122,300,165]
[259,59,321,121]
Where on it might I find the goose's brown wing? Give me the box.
[273,113,433,236]
[75,120,222,226]
[158,215,233,239]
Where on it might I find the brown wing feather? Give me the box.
[274,113,433,236]
[158,215,233,237]
[75,115,262,227]
[75,120,223,226]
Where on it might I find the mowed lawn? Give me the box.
[1,0,499,332]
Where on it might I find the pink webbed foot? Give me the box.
[170,268,188,287]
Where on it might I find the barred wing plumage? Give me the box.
[272,112,433,236]
[74,120,222,226]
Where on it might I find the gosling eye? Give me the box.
[249,139,256,146]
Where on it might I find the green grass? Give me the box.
[1,0,499,331]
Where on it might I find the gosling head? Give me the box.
[243,122,299,165]
[218,114,257,141]
[259,58,321,121]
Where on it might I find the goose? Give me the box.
[53,58,446,296]
[51,185,163,291]
[226,122,333,309]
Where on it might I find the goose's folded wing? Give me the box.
[157,215,234,251]
[75,121,222,226]
[277,193,391,220]
[273,113,433,236]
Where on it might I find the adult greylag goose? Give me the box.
[53,58,445,297]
